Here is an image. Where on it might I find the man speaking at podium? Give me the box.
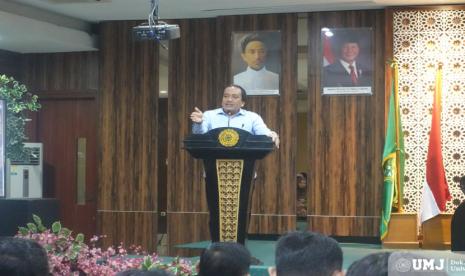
[187,84,279,248]
[190,84,279,147]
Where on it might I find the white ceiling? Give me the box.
[7,0,463,22]
[1,0,464,53]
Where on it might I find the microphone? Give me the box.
[227,112,231,127]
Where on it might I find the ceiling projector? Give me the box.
[133,22,180,41]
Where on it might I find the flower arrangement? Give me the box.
[16,215,197,276]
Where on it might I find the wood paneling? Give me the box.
[98,212,158,250]
[21,51,99,240]
[35,99,98,239]
[167,18,217,256]
[168,14,297,255]
[22,52,98,93]
[0,50,23,80]
[99,21,159,252]
[167,213,210,256]
[306,10,386,236]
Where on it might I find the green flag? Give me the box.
[380,66,405,240]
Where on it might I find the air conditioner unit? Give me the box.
[6,143,43,198]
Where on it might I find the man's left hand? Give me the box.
[267,131,280,149]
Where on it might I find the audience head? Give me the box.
[0,237,50,276]
[346,252,391,276]
[116,269,173,276]
[198,242,251,276]
[269,231,343,276]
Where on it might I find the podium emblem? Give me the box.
[218,129,239,147]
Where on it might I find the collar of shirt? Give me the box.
[246,66,268,75]
[216,108,245,117]
[339,59,358,77]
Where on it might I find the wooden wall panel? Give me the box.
[0,50,23,80]
[168,14,297,255]
[99,21,160,252]
[307,10,386,236]
[167,18,217,256]
[98,212,158,250]
[20,51,99,239]
[167,213,210,256]
[22,51,98,93]
[216,14,297,235]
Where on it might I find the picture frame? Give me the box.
[321,27,373,95]
[231,31,281,96]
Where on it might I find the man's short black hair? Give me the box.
[228,84,247,102]
[240,33,266,53]
[0,237,50,276]
[346,252,391,276]
[275,231,343,276]
[198,242,251,276]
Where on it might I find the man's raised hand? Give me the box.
[190,107,204,123]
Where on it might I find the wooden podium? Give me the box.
[184,127,274,244]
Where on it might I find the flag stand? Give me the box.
[420,214,452,249]
[381,213,419,249]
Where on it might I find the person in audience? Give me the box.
[198,242,251,276]
[451,175,465,251]
[0,237,50,276]
[345,252,391,276]
[268,231,343,276]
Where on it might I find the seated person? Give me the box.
[0,237,49,276]
[346,252,391,276]
[451,175,465,252]
[268,231,343,276]
[198,242,251,276]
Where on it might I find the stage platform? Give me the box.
[173,239,465,276]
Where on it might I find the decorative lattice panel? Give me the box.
[216,159,243,241]
[393,10,465,213]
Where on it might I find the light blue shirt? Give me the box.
[192,108,271,135]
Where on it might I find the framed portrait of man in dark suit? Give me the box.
[231,31,281,96]
[321,28,373,95]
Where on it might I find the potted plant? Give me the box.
[0,74,41,161]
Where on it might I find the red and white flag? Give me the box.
[323,35,334,66]
[419,67,451,223]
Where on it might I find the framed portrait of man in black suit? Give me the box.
[321,28,373,95]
